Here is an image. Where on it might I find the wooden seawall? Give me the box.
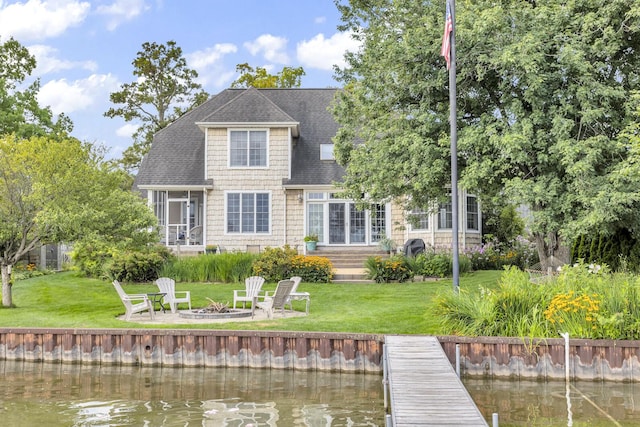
[439,336,640,381]
[2,329,640,382]
[0,328,383,372]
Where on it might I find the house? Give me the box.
[134,88,481,254]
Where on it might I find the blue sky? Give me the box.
[0,0,358,159]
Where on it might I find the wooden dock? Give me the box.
[384,335,488,426]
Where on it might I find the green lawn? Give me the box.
[0,270,503,334]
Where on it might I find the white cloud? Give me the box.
[96,0,149,31]
[116,123,138,138]
[186,43,237,70]
[297,32,360,71]
[185,43,237,89]
[37,73,120,114]
[0,0,90,41]
[244,34,289,64]
[314,16,326,24]
[210,70,237,89]
[28,44,97,76]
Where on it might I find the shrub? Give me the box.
[571,230,640,272]
[290,255,333,283]
[11,263,52,281]
[252,246,298,281]
[409,251,472,278]
[106,245,173,282]
[458,254,473,274]
[70,238,115,278]
[365,255,411,283]
[482,204,525,245]
[71,237,174,282]
[423,253,451,278]
[464,236,538,271]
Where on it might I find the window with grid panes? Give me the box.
[229,130,267,167]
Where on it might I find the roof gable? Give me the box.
[198,88,298,129]
[135,88,344,189]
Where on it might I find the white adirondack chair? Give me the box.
[155,277,191,313]
[112,280,155,321]
[233,276,265,309]
[285,276,311,314]
[255,279,295,319]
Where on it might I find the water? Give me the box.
[465,377,640,426]
[6,360,640,426]
[0,361,384,426]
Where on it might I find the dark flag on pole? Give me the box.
[441,0,453,69]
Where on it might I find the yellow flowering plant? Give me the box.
[544,290,601,338]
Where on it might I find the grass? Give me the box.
[0,270,503,333]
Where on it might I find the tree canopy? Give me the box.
[332,0,640,264]
[0,135,158,306]
[105,40,209,173]
[0,37,160,307]
[231,63,305,88]
[0,37,72,138]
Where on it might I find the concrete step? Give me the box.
[312,248,390,270]
[331,268,372,283]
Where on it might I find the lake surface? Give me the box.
[0,361,384,426]
[465,377,640,426]
[5,359,640,426]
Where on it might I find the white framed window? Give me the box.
[370,204,386,242]
[409,208,429,230]
[226,192,270,233]
[438,200,453,230]
[229,130,267,167]
[307,203,324,243]
[467,195,479,230]
[320,143,335,160]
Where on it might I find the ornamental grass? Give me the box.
[434,262,640,340]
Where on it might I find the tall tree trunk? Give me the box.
[534,231,570,272]
[1,263,12,307]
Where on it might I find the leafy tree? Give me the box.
[482,204,526,246]
[0,135,158,307]
[0,37,72,138]
[231,63,305,88]
[105,40,209,173]
[332,0,640,267]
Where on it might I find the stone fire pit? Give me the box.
[178,299,253,320]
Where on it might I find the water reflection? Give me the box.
[0,361,384,426]
[464,377,640,426]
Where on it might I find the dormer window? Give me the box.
[320,143,335,160]
[229,130,268,167]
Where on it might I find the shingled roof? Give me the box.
[134,88,344,188]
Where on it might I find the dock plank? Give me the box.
[385,335,488,426]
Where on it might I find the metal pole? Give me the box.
[448,0,459,293]
[386,414,393,427]
[383,346,389,410]
[455,343,460,377]
[560,332,570,382]
[492,413,499,426]
[561,332,573,426]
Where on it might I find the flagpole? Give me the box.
[448,0,459,294]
